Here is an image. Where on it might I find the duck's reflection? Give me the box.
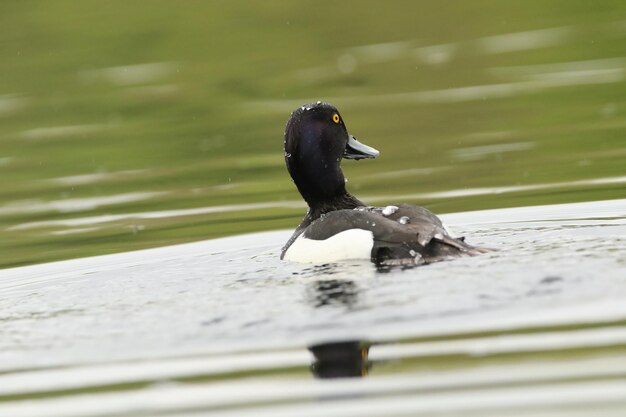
[309,340,370,378]
[305,269,369,378]
[308,279,359,309]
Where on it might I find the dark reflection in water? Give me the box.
[303,264,370,377]
[308,279,359,309]
[309,340,370,378]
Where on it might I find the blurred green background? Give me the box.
[1,1,625,268]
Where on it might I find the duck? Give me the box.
[281,101,490,266]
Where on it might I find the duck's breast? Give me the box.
[282,228,374,263]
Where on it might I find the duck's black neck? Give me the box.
[290,161,365,223]
[307,192,365,221]
[281,191,365,259]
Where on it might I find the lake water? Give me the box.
[1,198,625,416]
[2,1,626,268]
[1,2,626,414]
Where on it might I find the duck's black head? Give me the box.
[284,101,379,209]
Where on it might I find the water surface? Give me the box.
[1,1,626,267]
[1,199,625,416]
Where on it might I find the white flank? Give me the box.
[283,229,374,263]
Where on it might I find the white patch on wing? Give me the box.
[283,229,374,263]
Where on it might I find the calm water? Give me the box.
[1,2,626,415]
[1,1,626,267]
[1,199,625,416]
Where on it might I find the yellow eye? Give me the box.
[332,114,340,124]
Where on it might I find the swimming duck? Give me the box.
[281,101,490,265]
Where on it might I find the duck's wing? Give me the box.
[379,204,444,227]
[302,207,490,266]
